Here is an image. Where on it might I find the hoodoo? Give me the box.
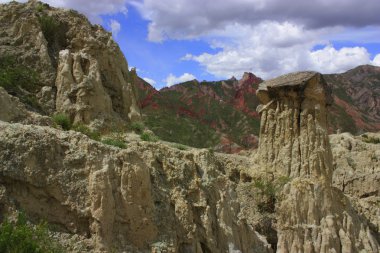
[256,72,379,252]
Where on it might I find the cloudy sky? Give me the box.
[2,0,380,88]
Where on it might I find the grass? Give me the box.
[0,212,64,253]
[72,124,100,141]
[38,15,60,45]
[52,113,71,131]
[101,138,126,148]
[141,131,159,142]
[130,121,145,134]
[252,176,290,213]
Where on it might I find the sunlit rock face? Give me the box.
[256,72,379,253]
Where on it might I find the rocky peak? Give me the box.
[0,0,140,127]
[234,72,262,89]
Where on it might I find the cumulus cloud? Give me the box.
[109,19,121,37]
[310,46,371,74]
[164,73,196,87]
[142,77,156,85]
[184,22,375,79]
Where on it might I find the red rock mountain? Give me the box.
[137,66,380,153]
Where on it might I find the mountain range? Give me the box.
[136,65,380,153]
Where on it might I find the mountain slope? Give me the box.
[325,65,380,133]
[137,67,380,153]
[138,73,263,152]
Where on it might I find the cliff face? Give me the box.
[255,71,379,252]
[0,1,379,252]
[0,0,140,127]
[0,121,274,253]
[0,80,379,252]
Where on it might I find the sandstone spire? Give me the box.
[256,72,379,252]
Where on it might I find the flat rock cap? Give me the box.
[260,71,318,89]
[256,71,332,106]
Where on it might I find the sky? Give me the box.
[2,0,380,89]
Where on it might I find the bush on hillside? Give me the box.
[52,113,71,130]
[0,212,64,253]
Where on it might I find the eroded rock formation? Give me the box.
[256,72,379,252]
[0,0,140,126]
[0,121,273,252]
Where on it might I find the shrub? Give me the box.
[0,212,64,253]
[102,138,126,149]
[72,124,100,141]
[0,55,41,110]
[130,122,144,134]
[38,15,59,44]
[252,176,290,213]
[0,56,39,92]
[141,131,159,142]
[52,113,71,130]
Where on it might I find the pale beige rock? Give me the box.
[330,132,380,235]
[0,87,51,125]
[0,121,272,253]
[0,0,141,124]
[256,72,379,252]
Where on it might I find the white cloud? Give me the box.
[109,19,121,37]
[0,0,129,23]
[372,54,380,66]
[164,73,196,87]
[142,77,156,85]
[310,46,371,74]
[184,22,375,79]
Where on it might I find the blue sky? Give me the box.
[102,7,220,89]
[2,0,380,89]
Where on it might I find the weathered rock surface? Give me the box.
[331,132,380,237]
[0,120,273,253]
[0,86,51,125]
[256,72,379,252]
[0,0,140,125]
[0,69,379,252]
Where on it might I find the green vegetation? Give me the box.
[0,212,64,253]
[38,15,60,45]
[101,138,126,148]
[144,111,219,147]
[38,14,67,66]
[35,2,48,12]
[330,104,358,134]
[333,87,354,104]
[362,134,380,144]
[72,124,100,141]
[0,55,42,110]
[252,176,290,213]
[52,113,71,130]
[130,121,145,134]
[140,131,159,142]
